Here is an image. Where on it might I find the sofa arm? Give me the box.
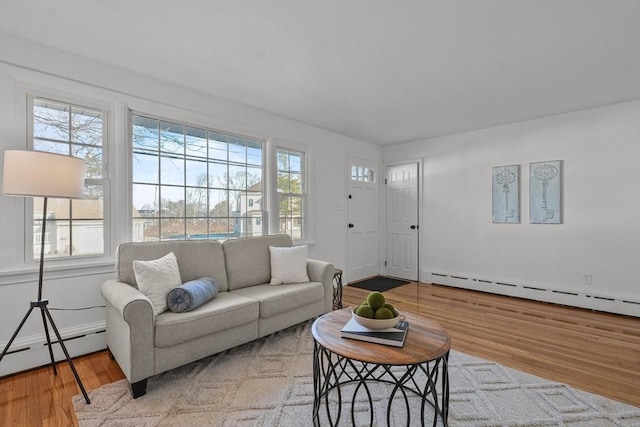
[307,259,335,313]
[101,279,155,383]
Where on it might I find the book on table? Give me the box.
[340,317,409,347]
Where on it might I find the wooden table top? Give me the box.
[312,308,451,365]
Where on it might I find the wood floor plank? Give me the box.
[0,282,638,426]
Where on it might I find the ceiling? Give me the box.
[1,1,639,145]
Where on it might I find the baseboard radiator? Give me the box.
[0,321,106,377]
[426,272,640,317]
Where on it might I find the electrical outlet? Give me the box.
[582,272,592,285]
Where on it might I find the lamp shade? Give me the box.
[2,150,85,199]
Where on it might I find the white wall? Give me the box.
[0,33,381,375]
[384,101,640,316]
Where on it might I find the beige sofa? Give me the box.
[101,234,334,398]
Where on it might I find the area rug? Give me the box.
[349,276,411,292]
[73,320,639,426]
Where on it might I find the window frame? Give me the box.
[129,111,267,242]
[23,92,113,264]
[268,139,311,243]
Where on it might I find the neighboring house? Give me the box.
[239,181,263,237]
[34,198,104,257]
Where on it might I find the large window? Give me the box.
[30,97,107,259]
[131,114,264,241]
[277,148,305,240]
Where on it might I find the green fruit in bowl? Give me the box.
[383,303,396,314]
[367,291,386,310]
[374,307,394,319]
[358,302,371,314]
[355,305,375,319]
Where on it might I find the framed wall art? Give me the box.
[530,160,562,224]
[492,164,520,223]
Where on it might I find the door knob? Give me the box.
[410,225,416,229]
[348,223,354,228]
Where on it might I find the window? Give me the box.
[131,114,264,241]
[30,97,107,259]
[351,163,376,182]
[277,148,305,240]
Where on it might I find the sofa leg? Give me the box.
[130,379,147,399]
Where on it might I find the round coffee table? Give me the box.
[311,308,451,427]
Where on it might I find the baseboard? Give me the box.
[0,320,106,376]
[423,271,640,317]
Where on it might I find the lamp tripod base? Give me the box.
[0,299,91,404]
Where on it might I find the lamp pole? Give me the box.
[37,196,59,376]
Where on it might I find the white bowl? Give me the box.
[351,308,405,330]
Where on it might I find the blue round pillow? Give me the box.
[167,277,218,313]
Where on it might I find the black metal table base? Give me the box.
[312,341,449,426]
[332,269,343,310]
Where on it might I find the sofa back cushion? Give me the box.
[116,240,228,292]
[223,234,292,290]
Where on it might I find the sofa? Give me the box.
[101,234,335,398]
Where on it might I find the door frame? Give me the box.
[345,154,382,285]
[382,158,423,282]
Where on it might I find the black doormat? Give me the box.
[349,276,411,292]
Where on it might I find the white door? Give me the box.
[347,157,380,282]
[385,163,419,281]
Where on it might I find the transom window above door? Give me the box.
[351,164,376,183]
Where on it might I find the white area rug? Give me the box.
[73,320,640,426]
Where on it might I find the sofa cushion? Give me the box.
[133,252,182,316]
[230,281,324,318]
[269,245,310,285]
[117,240,228,292]
[154,292,259,348]
[223,235,292,290]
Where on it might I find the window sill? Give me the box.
[0,259,116,286]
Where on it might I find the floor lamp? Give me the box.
[0,150,91,404]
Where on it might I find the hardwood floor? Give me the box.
[1,282,638,426]
[344,283,640,407]
[0,348,124,427]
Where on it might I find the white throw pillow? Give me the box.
[133,252,182,316]
[269,245,310,285]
